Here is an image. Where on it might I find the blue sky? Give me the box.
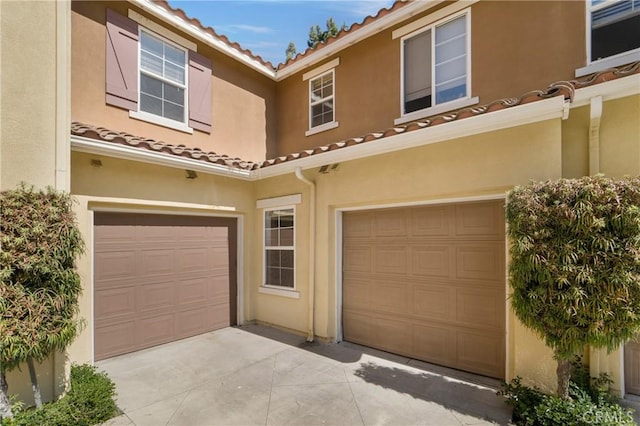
[169,0,394,66]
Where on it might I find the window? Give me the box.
[309,70,335,129]
[590,0,640,62]
[105,9,212,133]
[264,208,295,289]
[402,12,469,115]
[139,31,187,123]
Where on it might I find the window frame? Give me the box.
[577,0,640,77]
[396,9,476,125]
[262,205,296,292]
[129,28,193,133]
[306,69,338,135]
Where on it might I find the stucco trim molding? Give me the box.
[256,194,302,209]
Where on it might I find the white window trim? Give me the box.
[261,205,297,294]
[128,9,197,52]
[397,8,473,122]
[135,28,192,132]
[307,69,338,135]
[302,57,340,81]
[578,0,640,77]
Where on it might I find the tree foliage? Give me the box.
[307,18,347,48]
[505,175,640,397]
[0,185,85,416]
[285,41,297,61]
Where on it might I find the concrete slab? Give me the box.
[99,324,513,425]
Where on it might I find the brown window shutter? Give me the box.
[105,9,138,110]
[188,50,212,133]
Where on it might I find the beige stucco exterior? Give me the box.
[2,0,639,411]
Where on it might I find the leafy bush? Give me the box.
[2,364,118,426]
[499,358,635,425]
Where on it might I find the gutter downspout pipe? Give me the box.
[295,167,316,342]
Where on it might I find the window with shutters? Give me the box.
[105,9,212,134]
[398,10,472,122]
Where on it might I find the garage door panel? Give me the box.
[413,323,454,365]
[137,281,175,312]
[95,287,136,319]
[456,289,504,329]
[411,246,450,277]
[374,210,408,237]
[343,200,505,379]
[457,331,504,378]
[139,249,175,276]
[411,206,451,237]
[94,213,234,360]
[344,246,373,273]
[455,202,503,237]
[412,285,453,321]
[95,322,136,359]
[138,313,175,346]
[374,246,408,275]
[370,281,408,315]
[455,244,504,282]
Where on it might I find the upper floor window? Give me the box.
[590,0,640,62]
[139,31,187,124]
[402,12,469,115]
[105,9,212,134]
[309,70,335,129]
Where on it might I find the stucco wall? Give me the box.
[255,119,563,389]
[71,1,277,163]
[68,152,257,365]
[275,0,584,157]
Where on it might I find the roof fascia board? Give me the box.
[571,74,640,108]
[252,96,567,179]
[70,135,253,180]
[130,0,276,79]
[274,0,445,81]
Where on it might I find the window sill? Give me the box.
[575,49,640,78]
[130,110,194,134]
[305,121,339,137]
[259,286,300,299]
[394,97,479,126]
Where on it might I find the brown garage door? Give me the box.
[343,200,506,379]
[625,338,640,395]
[94,213,236,360]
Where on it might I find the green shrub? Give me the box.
[2,364,117,426]
[499,359,635,426]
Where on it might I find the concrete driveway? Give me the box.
[99,324,512,425]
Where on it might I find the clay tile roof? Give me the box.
[277,0,411,70]
[71,62,638,174]
[154,0,276,70]
[258,61,639,168]
[70,122,259,171]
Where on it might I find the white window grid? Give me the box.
[309,70,335,129]
[263,206,296,290]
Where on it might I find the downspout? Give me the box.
[295,167,316,342]
[589,96,603,175]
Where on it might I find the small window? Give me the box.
[590,0,640,62]
[139,31,187,123]
[264,208,295,289]
[309,70,335,129]
[402,12,469,115]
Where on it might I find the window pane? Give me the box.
[266,250,280,268]
[267,267,281,286]
[435,55,466,85]
[404,30,431,106]
[265,229,279,246]
[140,74,162,98]
[281,250,294,268]
[591,10,640,60]
[311,102,333,127]
[140,93,163,116]
[164,83,184,104]
[164,43,184,66]
[164,101,184,121]
[322,83,333,99]
[141,51,163,75]
[436,78,466,104]
[435,35,466,64]
[279,214,294,228]
[280,268,294,288]
[165,62,185,85]
[141,32,163,57]
[435,15,466,45]
[279,228,294,246]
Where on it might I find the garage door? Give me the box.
[343,200,506,379]
[94,213,236,360]
[625,338,640,395]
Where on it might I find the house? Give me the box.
[1,0,639,406]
